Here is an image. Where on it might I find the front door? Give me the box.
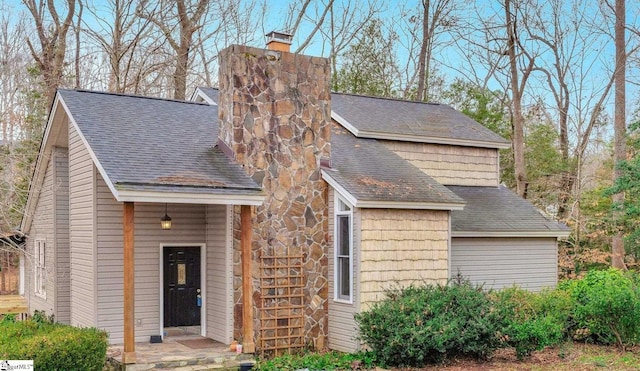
[163,247,201,327]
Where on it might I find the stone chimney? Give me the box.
[218,42,331,352]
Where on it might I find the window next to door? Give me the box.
[34,239,46,298]
[334,195,353,303]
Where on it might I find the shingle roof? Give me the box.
[331,93,510,148]
[196,88,510,148]
[448,185,569,235]
[194,87,218,105]
[58,89,261,195]
[326,123,464,207]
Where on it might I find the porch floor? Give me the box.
[0,295,27,315]
[106,331,255,370]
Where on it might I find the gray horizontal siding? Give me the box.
[27,153,55,315]
[69,123,96,328]
[54,147,70,324]
[327,188,360,353]
[451,237,558,291]
[205,204,233,344]
[96,173,208,344]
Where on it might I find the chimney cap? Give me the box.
[266,31,293,45]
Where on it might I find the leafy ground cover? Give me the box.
[255,343,640,370]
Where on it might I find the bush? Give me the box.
[254,351,375,371]
[560,268,640,347]
[0,312,108,371]
[492,287,571,358]
[355,280,501,367]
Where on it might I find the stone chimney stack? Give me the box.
[265,31,293,52]
[218,40,331,351]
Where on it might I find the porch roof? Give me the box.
[58,89,264,205]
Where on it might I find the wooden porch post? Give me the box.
[123,202,136,363]
[241,205,255,353]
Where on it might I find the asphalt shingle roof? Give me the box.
[328,123,464,205]
[331,93,510,147]
[59,89,261,194]
[447,185,569,233]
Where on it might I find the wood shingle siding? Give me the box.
[382,141,499,186]
[205,204,233,344]
[69,122,96,328]
[327,189,360,353]
[359,209,449,309]
[451,238,558,291]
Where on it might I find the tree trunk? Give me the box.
[416,0,429,101]
[612,0,627,270]
[505,0,527,198]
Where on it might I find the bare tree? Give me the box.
[139,0,210,100]
[504,0,532,197]
[612,0,627,269]
[415,0,457,102]
[83,0,157,93]
[23,0,76,109]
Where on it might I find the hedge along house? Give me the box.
[20,36,569,361]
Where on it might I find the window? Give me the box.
[334,195,353,302]
[34,240,46,297]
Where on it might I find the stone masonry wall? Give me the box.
[218,44,331,351]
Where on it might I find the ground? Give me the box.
[389,343,640,370]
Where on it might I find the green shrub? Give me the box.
[560,268,640,347]
[254,351,375,371]
[492,287,571,358]
[355,280,501,367]
[0,313,108,371]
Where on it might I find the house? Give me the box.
[19,36,569,361]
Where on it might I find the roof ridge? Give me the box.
[330,91,444,106]
[59,89,210,106]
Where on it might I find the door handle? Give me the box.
[196,288,202,307]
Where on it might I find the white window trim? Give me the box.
[34,239,46,299]
[333,193,353,303]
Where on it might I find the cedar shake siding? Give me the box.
[382,141,499,187]
[69,122,96,328]
[359,209,449,309]
[327,188,360,353]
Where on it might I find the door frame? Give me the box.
[159,243,206,339]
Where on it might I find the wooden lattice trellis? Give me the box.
[259,253,304,356]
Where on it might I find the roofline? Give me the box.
[190,87,217,105]
[21,93,62,232]
[330,111,511,149]
[322,170,465,211]
[115,189,264,205]
[452,230,571,239]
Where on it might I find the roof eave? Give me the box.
[115,188,265,206]
[20,93,64,233]
[189,87,217,105]
[322,170,465,211]
[331,111,511,149]
[452,230,571,239]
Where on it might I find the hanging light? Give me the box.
[160,204,172,230]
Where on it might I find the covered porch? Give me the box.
[117,199,260,365]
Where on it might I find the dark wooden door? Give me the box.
[163,247,201,327]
